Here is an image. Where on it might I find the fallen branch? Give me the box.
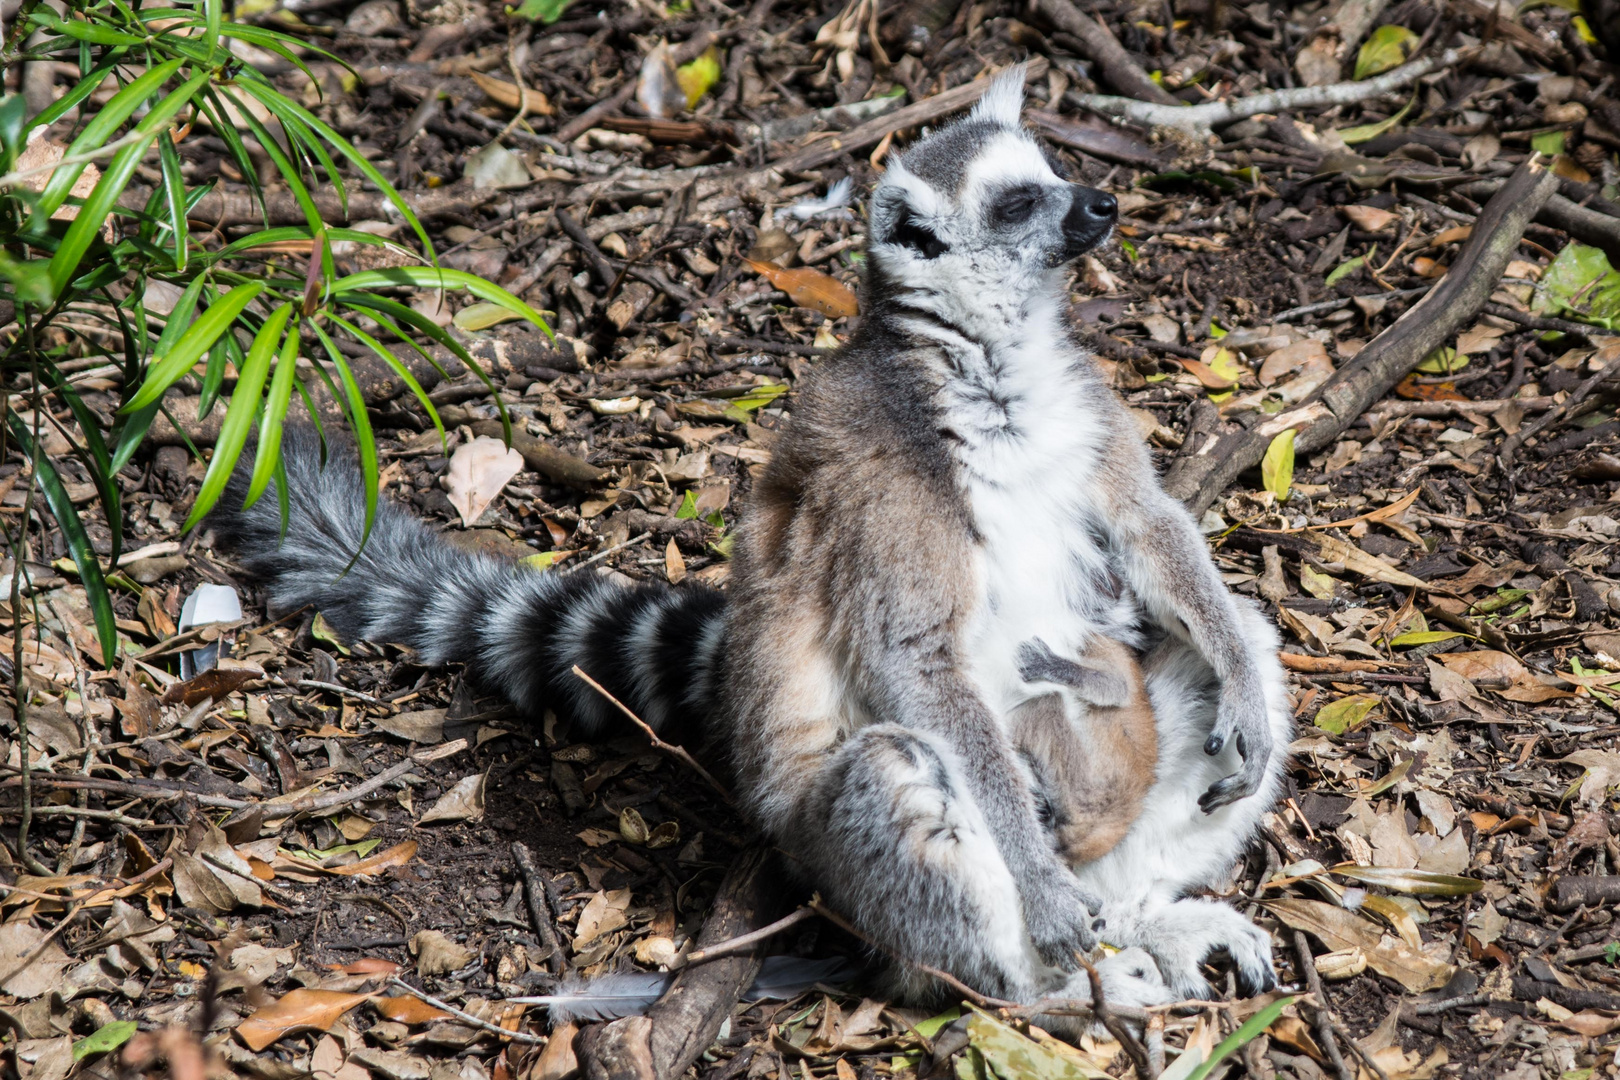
[1031,0,1176,105]
[1457,180,1620,266]
[1067,48,1466,136]
[387,978,547,1044]
[576,849,778,1080]
[511,841,568,974]
[679,905,814,966]
[1162,157,1558,515]
[769,59,1049,174]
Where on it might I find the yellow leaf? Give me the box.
[1262,429,1295,502]
[675,47,721,109]
[1354,25,1418,80]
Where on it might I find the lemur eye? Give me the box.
[994,187,1041,225]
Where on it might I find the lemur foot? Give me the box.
[1130,900,1277,1000]
[1034,948,1172,1039]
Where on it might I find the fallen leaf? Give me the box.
[744,258,858,319]
[1314,694,1379,734]
[330,839,419,877]
[1262,429,1296,502]
[664,538,686,585]
[1266,898,1453,992]
[0,921,73,998]
[420,774,486,825]
[161,658,264,706]
[443,437,524,528]
[573,889,631,950]
[374,996,453,1025]
[371,709,446,744]
[1258,339,1332,387]
[1564,749,1620,805]
[471,72,553,114]
[237,989,373,1051]
[1343,205,1398,231]
[1328,864,1482,895]
[410,930,475,976]
[326,958,403,975]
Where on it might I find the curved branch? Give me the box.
[1067,48,1468,135]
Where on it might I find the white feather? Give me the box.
[787,177,855,220]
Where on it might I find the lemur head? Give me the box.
[866,66,1116,291]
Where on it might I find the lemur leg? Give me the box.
[796,724,1172,1012]
[1070,602,1292,998]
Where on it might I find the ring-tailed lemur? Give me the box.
[208,66,1290,1018]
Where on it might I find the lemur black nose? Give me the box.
[1077,189,1116,221]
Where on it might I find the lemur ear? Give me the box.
[891,207,949,259]
[971,64,1026,126]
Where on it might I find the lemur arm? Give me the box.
[1098,441,1273,810]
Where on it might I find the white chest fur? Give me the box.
[910,307,1142,718]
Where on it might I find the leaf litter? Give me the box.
[5,0,1620,1077]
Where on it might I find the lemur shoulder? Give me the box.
[209,66,1292,1022]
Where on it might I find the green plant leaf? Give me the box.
[32,58,185,221]
[72,1021,138,1061]
[1261,428,1295,502]
[187,302,295,528]
[156,127,189,272]
[245,319,303,508]
[123,281,266,413]
[47,69,209,300]
[7,411,118,666]
[1534,242,1620,327]
[676,47,721,109]
[309,323,378,549]
[1328,864,1484,895]
[332,267,550,333]
[1531,129,1566,157]
[39,365,121,565]
[1314,694,1379,734]
[1389,629,1468,646]
[1186,997,1295,1080]
[326,313,444,447]
[1354,25,1419,80]
[507,0,575,21]
[1415,346,1469,375]
[1324,254,1365,286]
[1336,94,1415,144]
[20,61,114,142]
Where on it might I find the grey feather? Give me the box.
[511,956,858,1025]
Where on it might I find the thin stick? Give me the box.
[292,678,385,706]
[511,841,567,974]
[387,978,547,1044]
[1499,365,1619,471]
[1080,955,1152,1079]
[571,666,731,801]
[1293,931,1355,1080]
[0,857,173,989]
[1328,1012,1392,1080]
[681,905,815,966]
[563,530,652,575]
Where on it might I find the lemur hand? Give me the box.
[1022,866,1101,969]
[1198,671,1273,813]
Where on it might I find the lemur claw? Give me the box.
[1203,733,1224,755]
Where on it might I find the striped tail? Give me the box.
[206,426,727,741]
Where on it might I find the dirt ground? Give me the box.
[6,1,1620,1079]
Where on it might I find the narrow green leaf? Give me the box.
[122,281,266,413]
[39,366,121,565]
[156,130,189,271]
[72,1021,138,1061]
[1186,997,1295,1080]
[34,58,185,221]
[327,313,444,444]
[245,320,303,508]
[1388,629,1468,646]
[309,323,378,548]
[1261,428,1295,502]
[8,412,117,666]
[187,303,294,528]
[205,0,223,65]
[22,60,116,140]
[334,267,549,333]
[47,70,210,298]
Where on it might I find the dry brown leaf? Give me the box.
[236,989,373,1051]
[573,888,631,950]
[329,839,419,877]
[534,1021,579,1080]
[410,930,475,976]
[371,709,446,745]
[444,437,524,528]
[0,922,73,998]
[1343,205,1398,231]
[1563,749,1620,805]
[161,658,264,706]
[744,258,858,319]
[1258,339,1332,387]
[326,958,403,975]
[1435,650,1526,685]
[1312,534,1428,590]
[471,72,553,115]
[373,995,453,1025]
[1266,898,1454,992]
[420,774,486,825]
[664,538,687,585]
[1179,357,1239,389]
